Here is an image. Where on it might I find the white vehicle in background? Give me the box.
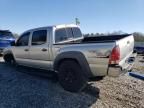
[3,24,136,92]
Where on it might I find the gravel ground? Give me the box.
[133,55,144,74]
[0,55,144,108]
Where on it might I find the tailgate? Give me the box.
[108,35,135,77]
[116,35,134,63]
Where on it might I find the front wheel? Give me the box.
[58,60,88,92]
[3,54,16,66]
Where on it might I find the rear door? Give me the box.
[29,29,51,68]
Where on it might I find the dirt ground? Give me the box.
[0,55,144,108]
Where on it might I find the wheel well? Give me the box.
[55,58,79,71]
[4,53,14,61]
[54,52,93,77]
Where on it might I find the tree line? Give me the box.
[83,31,144,42]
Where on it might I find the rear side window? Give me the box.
[72,27,82,38]
[55,27,82,43]
[55,28,67,43]
[32,30,47,45]
[16,32,30,46]
[55,28,74,43]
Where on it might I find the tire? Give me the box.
[58,60,88,92]
[3,54,16,66]
[0,54,2,57]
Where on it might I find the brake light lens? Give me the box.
[109,46,120,64]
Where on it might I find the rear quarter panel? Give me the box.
[53,43,115,76]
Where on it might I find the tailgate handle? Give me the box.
[127,41,130,44]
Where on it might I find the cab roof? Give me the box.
[23,24,79,34]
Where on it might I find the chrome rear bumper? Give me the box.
[108,52,137,77]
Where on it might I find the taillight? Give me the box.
[109,45,120,64]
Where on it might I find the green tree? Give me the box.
[133,32,144,42]
[13,33,19,39]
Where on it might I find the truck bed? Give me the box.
[80,34,134,70]
[82,34,131,43]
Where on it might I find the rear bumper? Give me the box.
[108,52,137,77]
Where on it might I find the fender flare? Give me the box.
[54,51,93,78]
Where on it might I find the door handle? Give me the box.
[24,49,29,51]
[41,48,47,52]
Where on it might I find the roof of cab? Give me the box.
[55,24,79,29]
[23,24,79,34]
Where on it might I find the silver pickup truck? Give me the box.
[3,24,136,92]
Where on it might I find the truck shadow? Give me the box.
[15,65,100,97]
[0,61,100,108]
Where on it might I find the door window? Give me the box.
[16,32,30,46]
[32,30,47,45]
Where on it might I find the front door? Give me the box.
[12,32,30,65]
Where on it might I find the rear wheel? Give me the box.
[58,60,88,92]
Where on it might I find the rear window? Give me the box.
[72,27,82,38]
[55,28,67,43]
